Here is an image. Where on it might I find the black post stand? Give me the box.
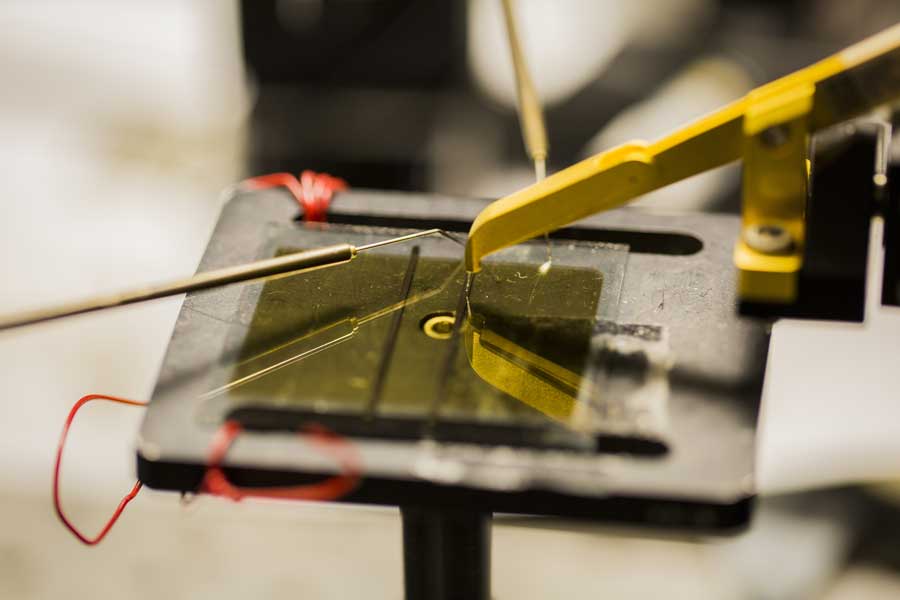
[400,507,492,600]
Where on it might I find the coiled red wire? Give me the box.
[53,394,146,546]
[200,420,361,501]
[241,171,347,222]
[55,395,360,545]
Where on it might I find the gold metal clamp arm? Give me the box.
[465,23,900,305]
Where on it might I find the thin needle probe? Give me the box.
[500,0,548,182]
[499,0,552,266]
[0,229,462,331]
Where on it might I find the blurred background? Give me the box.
[1,1,900,598]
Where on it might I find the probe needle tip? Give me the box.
[534,158,546,182]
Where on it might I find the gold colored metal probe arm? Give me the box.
[465,23,900,303]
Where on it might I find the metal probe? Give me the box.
[0,228,461,331]
[499,0,552,267]
[500,0,548,182]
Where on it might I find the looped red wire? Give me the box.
[53,394,147,546]
[241,171,348,222]
[54,397,359,544]
[200,420,361,502]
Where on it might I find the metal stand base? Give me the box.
[401,507,491,600]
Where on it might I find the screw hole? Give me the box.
[420,312,456,340]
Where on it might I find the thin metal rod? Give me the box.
[356,228,462,252]
[534,158,546,182]
[0,229,461,332]
[0,244,356,331]
[500,0,548,170]
[500,0,552,268]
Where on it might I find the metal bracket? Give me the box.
[735,81,814,303]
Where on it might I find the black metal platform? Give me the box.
[137,189,769,599]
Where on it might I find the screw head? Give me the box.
[743,223,793,254]
[759,124,791,148]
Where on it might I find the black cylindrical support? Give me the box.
[401,507,491,600]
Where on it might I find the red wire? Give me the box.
[53,395,359,545]
[54,172,351,542]
[200,420,361,502]
[53,394,147,546]
[241,171,348,222]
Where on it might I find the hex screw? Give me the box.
[743,223,794,254]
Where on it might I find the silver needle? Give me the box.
[0,229,462,331]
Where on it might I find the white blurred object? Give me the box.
[0,0,249,134]
[757,218,900,494]
[717,497,858,600]
[467,165,537,199]
[467,0,714,109]
[584,56,753,211]
[821,566,900,600]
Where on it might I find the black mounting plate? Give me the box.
[137,189,768,532]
